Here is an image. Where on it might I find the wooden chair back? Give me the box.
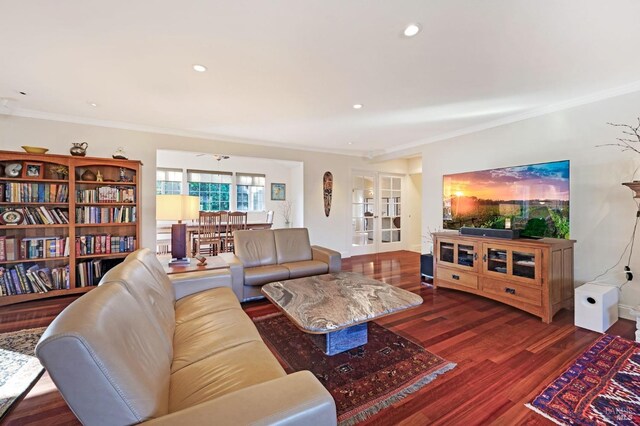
[225,211,248,252]
[194,211,223,255]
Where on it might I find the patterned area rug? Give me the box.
[527,334,640,425]
[253,313,455,425]
[0,327,46,420]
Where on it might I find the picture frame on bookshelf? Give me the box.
[22,162,44,179]
[0,209,25,225]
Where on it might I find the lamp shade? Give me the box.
[156,195,200,221]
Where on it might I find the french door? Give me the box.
[351,171,403,255]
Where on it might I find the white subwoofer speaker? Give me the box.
[574,283,619,333]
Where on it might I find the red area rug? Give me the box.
[527,334,640,425]
[253,313,455,425]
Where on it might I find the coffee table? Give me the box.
[261,272,423,355]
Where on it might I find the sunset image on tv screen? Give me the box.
[443,160,570,238]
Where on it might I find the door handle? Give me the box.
[452,274,460,280]
[482,254,487,262]
[505,288,516,295]
[374,216,379,218]
[474,253,478,261]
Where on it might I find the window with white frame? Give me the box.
[156,168,183,195]
[236,173,265,211]
[187,170,232,211]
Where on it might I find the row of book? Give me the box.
[77,259,107,287]
[0,264,70,296]
[20,237,70,260]
[76,235,136,256]
[1,236,69,261]
[76,187,135,203]
[1,182,69,203]
[75,206,136,224]
[9,206,70,225]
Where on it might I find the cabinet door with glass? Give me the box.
[482,243,541,285]
[436,238,478,272]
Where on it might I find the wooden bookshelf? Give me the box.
[0,150,142,306]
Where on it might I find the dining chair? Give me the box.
[225,211,248,252]
[193,211,224,256]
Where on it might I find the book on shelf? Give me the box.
[0,263,70,296]
[75,186,135,203]
[2,182,69,203]
[75,234,136,256]
[0,236,17,261]
[75,206,136,224]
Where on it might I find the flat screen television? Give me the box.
[443,160,570,238]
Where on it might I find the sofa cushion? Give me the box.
[100,255,176,355]
[169,341,286,413]
[175,287,241,325]
[281,260,329,279]
[36,283,171,425]
[244,265,290,286]
[234,229,278,267]
[274,228,313,264]
[129,248,176,303]
[172,309,262,373]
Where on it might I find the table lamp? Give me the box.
[156,194,200,265]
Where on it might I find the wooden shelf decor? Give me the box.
[0,150,142,306]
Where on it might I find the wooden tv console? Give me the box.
[432,232,575,323]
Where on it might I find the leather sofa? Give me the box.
[35,248,337,426]
[220,228,341,301]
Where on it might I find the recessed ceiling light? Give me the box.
[348,142,353,145]
[353,104,363,109]
[192,64,207,72]
[18,91,27,96]
[403,23,421,37]
[88,102,98,107]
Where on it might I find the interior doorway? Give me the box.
[351,171,404,255]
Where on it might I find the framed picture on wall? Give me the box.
[271,183,286,200]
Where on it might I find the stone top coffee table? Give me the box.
[261,272,423,355]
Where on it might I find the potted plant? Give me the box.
[50,164,69,180]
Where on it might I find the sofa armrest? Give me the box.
[312,246,341,273]
[143,371,336,426]
[218,252,245,302]
[169,269,232,300]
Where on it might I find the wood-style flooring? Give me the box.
[1,250,635,425]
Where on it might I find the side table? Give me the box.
[157,254,234,300]
[157,254,228,275]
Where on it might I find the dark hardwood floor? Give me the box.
[1,250,635,425]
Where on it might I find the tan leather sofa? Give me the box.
[220,228,341,301]
[35,248,337,426]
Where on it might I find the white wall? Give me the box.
[405,173,422,252]
[157,150,302,229]
[0,115,419,257]
[421,91,640,319]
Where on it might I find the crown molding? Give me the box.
[0,107,364,158]
[379,80,640,158]
[3,79,640,162]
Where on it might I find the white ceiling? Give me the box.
[1,0,640,158]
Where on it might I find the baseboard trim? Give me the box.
[619,303,637,321]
